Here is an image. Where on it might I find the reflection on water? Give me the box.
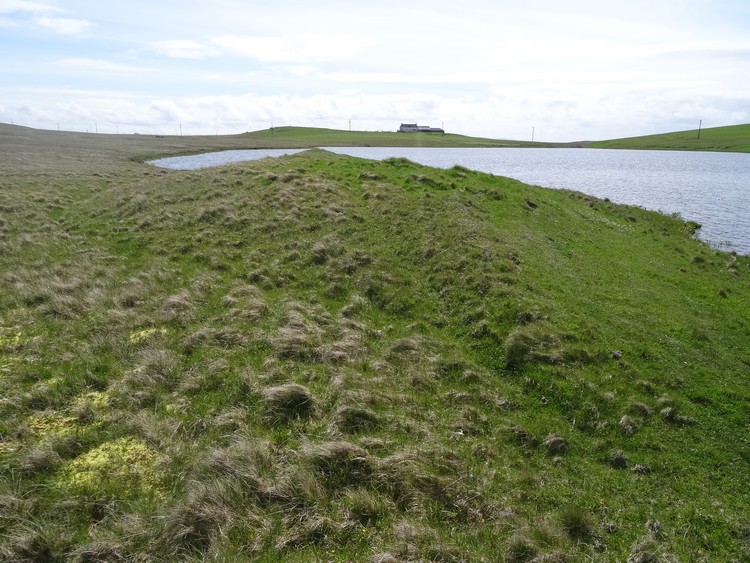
[149,149,305,169]
[150,147,750,255]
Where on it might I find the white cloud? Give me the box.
[213,34,374,62]
[59,57,155,74]
[0,0,62,15]
[0,1,92,35]
[11,86,147,98]
[319,71,518,85]
[3,87,749,141]
[143,40,218,60]
[35,16,92,35]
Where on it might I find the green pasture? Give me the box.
[0,124,748,561]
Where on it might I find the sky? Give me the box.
[1,0,749,142]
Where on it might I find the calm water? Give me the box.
[150,147,750,255]
[149,148,306,169]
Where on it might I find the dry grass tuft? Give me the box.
[160,479,240,553]
[377,520,464,563]
[333,405,380,434]
[559,505,595,543]
[627,401,653,417]
[503,327,539,370]
[68,541,129,562]
[344,487,391,525]
[317,326,366,364]
[182,326,249,353]
[619,414,639,435]
[659,406,697,426]
[505,533,539,563]
[222,283,269,320]
[625,535,676,563]
[0,521,73,563]
[262,383,317,423]
[606,449,628,469]
[274,515,340,551]
[339,294,367,318]
[269,302,328,360]
[453,405,488,436]
[123,348,181,390]
[160,290,194,324]
[510,425,539,448]
[302,440,372,487]
[20,443,63,474]
[542,434,568,455]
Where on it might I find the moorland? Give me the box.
[0,123,749,561]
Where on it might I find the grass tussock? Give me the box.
[0,127,748,560]
[262,383,318,422]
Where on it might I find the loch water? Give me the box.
[150,147,750,255]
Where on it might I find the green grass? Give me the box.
[590,123,750,152]
[0,125,749,561]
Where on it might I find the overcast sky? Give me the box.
[1,0,749,141]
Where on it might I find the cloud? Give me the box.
[148,99,184,122]
[35,15,92,35]
[0,1,92,35]
[13,86,147,99]
[0,0,63,15]
[143,40,218,60]
[321,71,504,85]
[59,57,155,74]
[4,88,749,141]
[213,34,373,62]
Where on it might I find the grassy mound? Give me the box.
[0,130,749,561]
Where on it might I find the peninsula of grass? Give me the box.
[1,124,749,561]
[590,123,750,153]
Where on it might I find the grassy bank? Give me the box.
[0,126,749,561]
[590,123,750,153]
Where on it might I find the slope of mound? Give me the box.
[0,144,748,561]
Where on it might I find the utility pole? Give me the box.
[697,120,702,139]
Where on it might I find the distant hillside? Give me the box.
[590,123,750,153]
[241,125,574,148]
